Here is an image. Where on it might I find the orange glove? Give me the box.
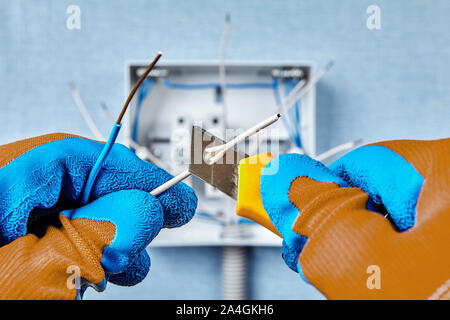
[260,138,449,299]
[0,133,197,299]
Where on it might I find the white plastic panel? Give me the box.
[124,61,316,246]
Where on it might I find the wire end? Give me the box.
[325,60,335,71]
[116,52,163,125]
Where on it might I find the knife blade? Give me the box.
[189,125,280,236]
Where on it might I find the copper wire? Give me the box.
[116,52,163,124]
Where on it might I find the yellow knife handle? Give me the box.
[236,153,281,237]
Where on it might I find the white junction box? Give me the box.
[124,61,316,246]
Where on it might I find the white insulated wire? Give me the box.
[285,61,334,110]
[204,61,332,164]
[219,14,231,129]
[126,138,168,170]
[150,169,191,196]
[100,101,115,123]
[277,78,306,122]
[222,246,247,300]
[205,113,281,164]
[69,82,105,141]
[150,15,234,198]
[149,113,282,196]
[315,139,363,161]
[272,61,333,144]
[277,78,307,141]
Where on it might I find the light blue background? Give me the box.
[1,0,449,299]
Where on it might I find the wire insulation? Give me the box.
[70,82,106,141]
[219,13,231,129]
[117,52,162,124]
[80,124,121,205]
[132,78,155,143]
[80,53,163,204]
[162,78,275,90]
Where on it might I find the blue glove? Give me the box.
[259,139,449,299]
[260,145,422,278]
[261,154,342,278]
[0,133,197,299]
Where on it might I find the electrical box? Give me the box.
[124,61,316,246]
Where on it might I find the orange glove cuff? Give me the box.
[0,214,115,299]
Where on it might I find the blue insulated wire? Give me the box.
[162,78,275,90]
[78,53,162,206]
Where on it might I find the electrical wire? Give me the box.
[162,78,275,90]
[272,78,298,145]
[69,82,106,141]
[204,113,281,164]
[150,169,191,196]
[132,77,155,143]
[150,62,335,196]
[150,63,334,195]
[283,78,303,148]
[99,90,168,169]
[150,113,281,196]
[80,52,163,205]
[219,13,231,129]
[126,137,168,169]
[315,139,363,161]
[100,101,115,123]
[196,212,226,225]
[116,54,162,125]
[275,77,307,149]
[284,61,334,110]
[273,61,334,154]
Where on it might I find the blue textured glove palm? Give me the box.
[0,136,197,296]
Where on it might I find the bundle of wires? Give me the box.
[271,77,304,149]
[161,78,276,91]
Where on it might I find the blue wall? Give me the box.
[1,0,449,299]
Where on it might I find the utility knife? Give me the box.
[189,125,280,236]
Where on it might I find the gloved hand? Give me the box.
[260,138,449,299]
[0,133,197,299]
